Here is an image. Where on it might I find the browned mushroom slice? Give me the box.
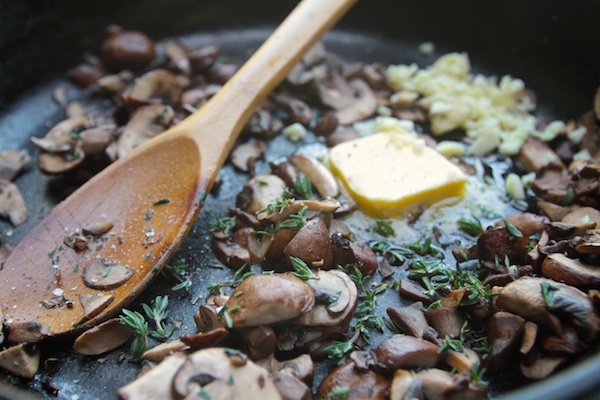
[371,334,440,373]
[445,348,480,374]
[477,224,529,264]
[520,321,538,355]
[315,360,390,400]
[519,137,565,173]
[387,302,437,341]
[520,352,566,380]
[73,318,133,355]
[562,206,600,227]
[117,104,175,158]
[541,253,600,288]
[496,277,563,335]
[237,326,277,361]
[486,311,525,373]
[0,344,40,379]
[194,304,227,332]
[101,29,155,70]
[96,70,134,93]
[0,149,31,180]
[7,321,51,344]
[142,340,189,363]
[284,218,333,268]
[424,307,465,339]
[171,347,280,399]
[335,79,378,125]
[399,279,433,304]
[537,200,572,222]
[121,69,189,110]
[277,354,314,385]
[117,353,187,399]
[541,326,584,354]
[226,273,315,328]
[237,175,287,214]
[232,227,269,264]
[293,269,358,328]
[37,145,85,175]
[530,168,571,204]
[551,283,600,342]
[82,220,114,237]
[271,371,312,400]
[288,154,339,198]
[82,261,134,290]
[257,198,340,225]
[79,125,116,157]
[164,41,191,75]
[230,140,267,172]
[0,179,27,226]
[30,114,90,153]
[545,221,595,241]
[212,239,251,270]
[418,368,488,400]
[78,293,114,322]
[498,213,550,237]
[331,233,378,275]
[68,63,105,87]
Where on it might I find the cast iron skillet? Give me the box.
[1,1,600,399]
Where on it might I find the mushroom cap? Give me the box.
[171,347,281,400]
[0,343,40,379]
[284,218,333,268]
[315,360,390,400]
[73,318,133,356]
[226,273,315,328]
[371,334,440,373]
[118,353,186,400]
[0,179,28,226]
[541,253,600,288]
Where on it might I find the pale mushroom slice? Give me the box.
[7,321,51,344]
[37,145,85,175]
[164,41,192,75]
[334,79,378,125]
[0,149,31,180]
[78,293,114,322]
[237,175,287,215]
[120,68,188,111]
[79,125,116,157]
[0,179,28,226]
[142,340,189,363]
[230,140,267,172]
[117,352,187,400]
[293,270,357,327]
[30,114,90,153]
[171,348,281,400]
[541,253,600,288]
[225,273,315,328]
[288,154,339,198]
[0,344,40,379]
[271,371,312,400]
[81,261,134,290]
[390,370,422,400]
[73,318,132,355]
[520,353,566,380]
[117,104,175,159]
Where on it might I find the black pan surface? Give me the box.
[1,1,600,399]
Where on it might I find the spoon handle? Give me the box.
[173,0,357,178]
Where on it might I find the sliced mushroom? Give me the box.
[498,213,550,237]
[212,239,251,270]
[37,145,85,174]
[387,302,438,342]
[293,270,358,328]
[520,352,566,380]
[73,318,133,355]
[520,321,539,356]
[117,104,175,159]
[121,69,188,111]
[194,304,226,332]
[225,273,315,328]
[233,227,269,264]
[7,321,51,344]
[82,261,134,290]
[418,368,487,400]
[314,112,339,137]
[399,279,433,304]
[257,198,340,225]
[0,149,31,180]
[537,200,572,222]
[316,71,358,110]
[0,179,28,226]
[389,369,423,400]
[275,94,312,126]
[96,70,134,93]
[30,114,90,153]
[181,327,229,351]
[519,137,564,173]
[188,44,222,72]
[78,293,114,322]
[561,206,600,227]
[271,371,312,400]
[117,353,186,400]
[230,141,267,172]
[551,283,600,342]
[496,277,563,335]
[142,340,189,363]
[331,232,378,275]
[171,347,280,400]
[445,348,480,374]
[335,79,378,125]
[370,334,439,373]
[424,307,465,339]
[79,125,116,157]
[164,41,191,75]
[541,326,584,355]
[315,360,390,400]
[477,225,530,264]
[68,63,105,87]
[277,354,314,385]
[541,253,600,288]
[237,326,277,361]
[237,175,287,214]
[0,344,40,379]
[284,218,333,268]
[288,154,339,198]
[486,311,525,373]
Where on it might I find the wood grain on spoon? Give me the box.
[0,0,356,341]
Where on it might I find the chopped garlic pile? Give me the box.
[386,52,581,156]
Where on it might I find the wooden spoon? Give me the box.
[0,0,356,342]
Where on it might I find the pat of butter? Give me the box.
[329,131,468,218]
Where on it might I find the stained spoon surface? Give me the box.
[0,0,356,341]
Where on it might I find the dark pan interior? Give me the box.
[1,1,600,399]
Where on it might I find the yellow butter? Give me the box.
[329,131,468,218]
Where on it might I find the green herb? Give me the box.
[438,337,464,353]
[258,190,294,215]
[198,189,208,206]
[326,291,342,306]
[560,188,574,206]
[423,300,443,311]
[102,266,111,278]
[142,295,175,341]
[172,279,192,292]
[541,281,560,309]
[258,180,268,186]
[327,386,351,400]
[120,309,149,358]
[227,374,235,385]
[168,259,189,275]
[197,388,211,400]
[252,224,277,238]
[209,216,235,235]
[503,218,523,239]
[145,210,154,222]
[145,252,152,262]
[324,340,355,364]
[292,173,313,200]
[354,314,384,343]
[224,348,241,357]
[457,215,484,236]
[153,198,171,206]
[278,205,308,230]
[410,236,439,256]
[229,305,241,313]
[374,220,395,237]
[218,304,233,328]
[471,362,488,385]
[290,256,317,281]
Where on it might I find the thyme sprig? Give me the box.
[142,295,175,341]
[290,256,317,281]
[120,309,149,359]
[292,173,313,200]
